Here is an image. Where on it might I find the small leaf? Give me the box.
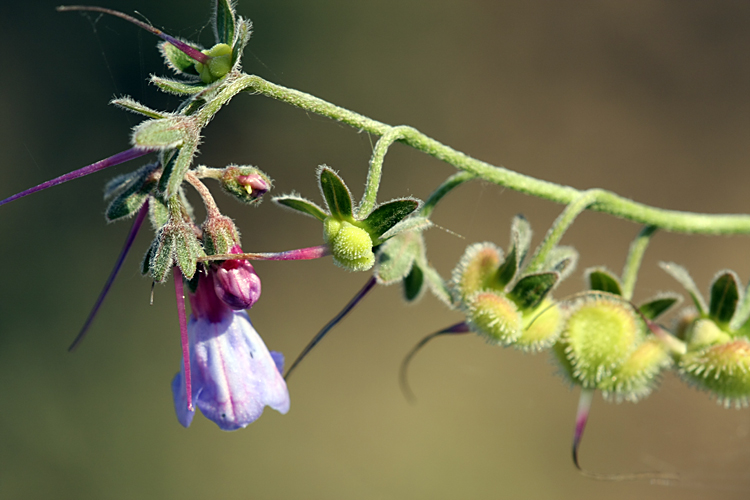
[586,267,622,295]
[148,195,170,230]
[273,195,327,221]
[318,167,353,219]
[106,180,155,222]
[362,198,420,240]
[731,282,750,332]
[375,231,422,285]
[214,0,236,45]
[150,76,205,95]
[509,272,559,310]
[511,214,533,265]
[111,97,168,119]
[423,263,452,306]
[710,270,740,325]
[159,40,200,75]
[132,117,186,150]
[660,262,708,314]
[231,17,252,67]
[638,293,682,320]
[403,264,425,302]
[379,216,431,242]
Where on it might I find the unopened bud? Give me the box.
[221,165,273,205]
[213,246,262,310]
[202,215,239,256]
[324,217,375,272]
[194,43,233,83]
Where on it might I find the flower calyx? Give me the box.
[662,263,750,407]
[273,166,422,272]
[451,215,576,351]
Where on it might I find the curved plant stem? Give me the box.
[234,74,750,235]
[420,171,476,218]
[621,226,658,301]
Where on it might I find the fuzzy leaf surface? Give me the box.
[319,168,353,219]
[660,262,708,314]
[274,196,327,221]
[509,272,559,310]
[710,271,740,325]
[587,268,623,295]
[214,0,236,45]
[362,199,420,240]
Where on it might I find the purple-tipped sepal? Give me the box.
[172,272,289,431]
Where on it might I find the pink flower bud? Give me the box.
[213,246,262,310]
[237,173,269,197]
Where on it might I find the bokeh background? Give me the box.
[2,1,750,498]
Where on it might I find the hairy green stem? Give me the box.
[420,171,476,219]
[621,226,658,301]
[526,189,604,273]
[234,74,750,235]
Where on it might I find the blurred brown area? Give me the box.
[1,1,750,498]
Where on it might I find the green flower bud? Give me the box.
[202,215,239,256]
[450,243,503,303]
[465,291,522,345]
[599,338,672,403]
[195,43,233,83]
[684,318,732,350]
[324,217,375,272]
[560,295,644,387]
[680,339,750,408]
[220,165,271,205]
[516,299,564,351]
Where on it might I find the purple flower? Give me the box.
[172,269,289,430]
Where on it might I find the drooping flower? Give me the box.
[171,267,289,430]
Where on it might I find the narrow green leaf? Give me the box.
[638,293,682,320]
[422,264,452,306]
[150,76,205,96]
[148,195,170,230]
[511,214,533,265]
[731,282,750,332]
[160,141,198,198]
[379,216,431,242]
[214,0,236,45]
[586,267,622,295]
[231,18,252,67]
[709,270,740,325]
[362,199,420,240]
[403,264,425,302]
[273,195,327,221]
[111,97,168,119]
[318,167,353,219]
[509,272,559,310]
[106,182,153,222]
[660,262,707,314]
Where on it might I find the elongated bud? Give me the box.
[213,246,262,310]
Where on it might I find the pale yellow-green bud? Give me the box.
[195,43,233,83]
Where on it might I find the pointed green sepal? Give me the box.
[158,142,198,198]
[544,245,578,281]
[214,0,236,45]
[106,178,156,222]
[318,166,353,219]
[586,267,623,295]
[423,264,452,306]
[362,198,420,241]
[231,17,252,67]
[379,216,431,242]
[709,270,740,326]
[142,239,157,276]
[132,117,187,150]
[159,40,201,75]
[150,76,205,96]
[111,97,168,119]
[660,262,708,314]
[403,265,425,302]
[508,271,559,310]
[638,293,682,320]
[511,214,533,266]
[148,195,170,230]
[274,195,327,221]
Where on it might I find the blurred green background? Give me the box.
[2,1,750,498]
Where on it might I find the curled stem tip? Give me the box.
[69,201,149,352]
[57,5,210,64]
[284,276,377,381]
[0,148,151,208]
[173,268,193,411]
[399,322,470,404]
[199,245,332,262]
[572,388,679,483]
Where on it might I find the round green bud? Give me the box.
[599,338,672,403]
[465,291,522,345]
[195,43,233,83]
[324,218,375,272]
[450,243,503,303]
[561,296,644,387]
[680,339,750,408]
[515,299,564,351]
